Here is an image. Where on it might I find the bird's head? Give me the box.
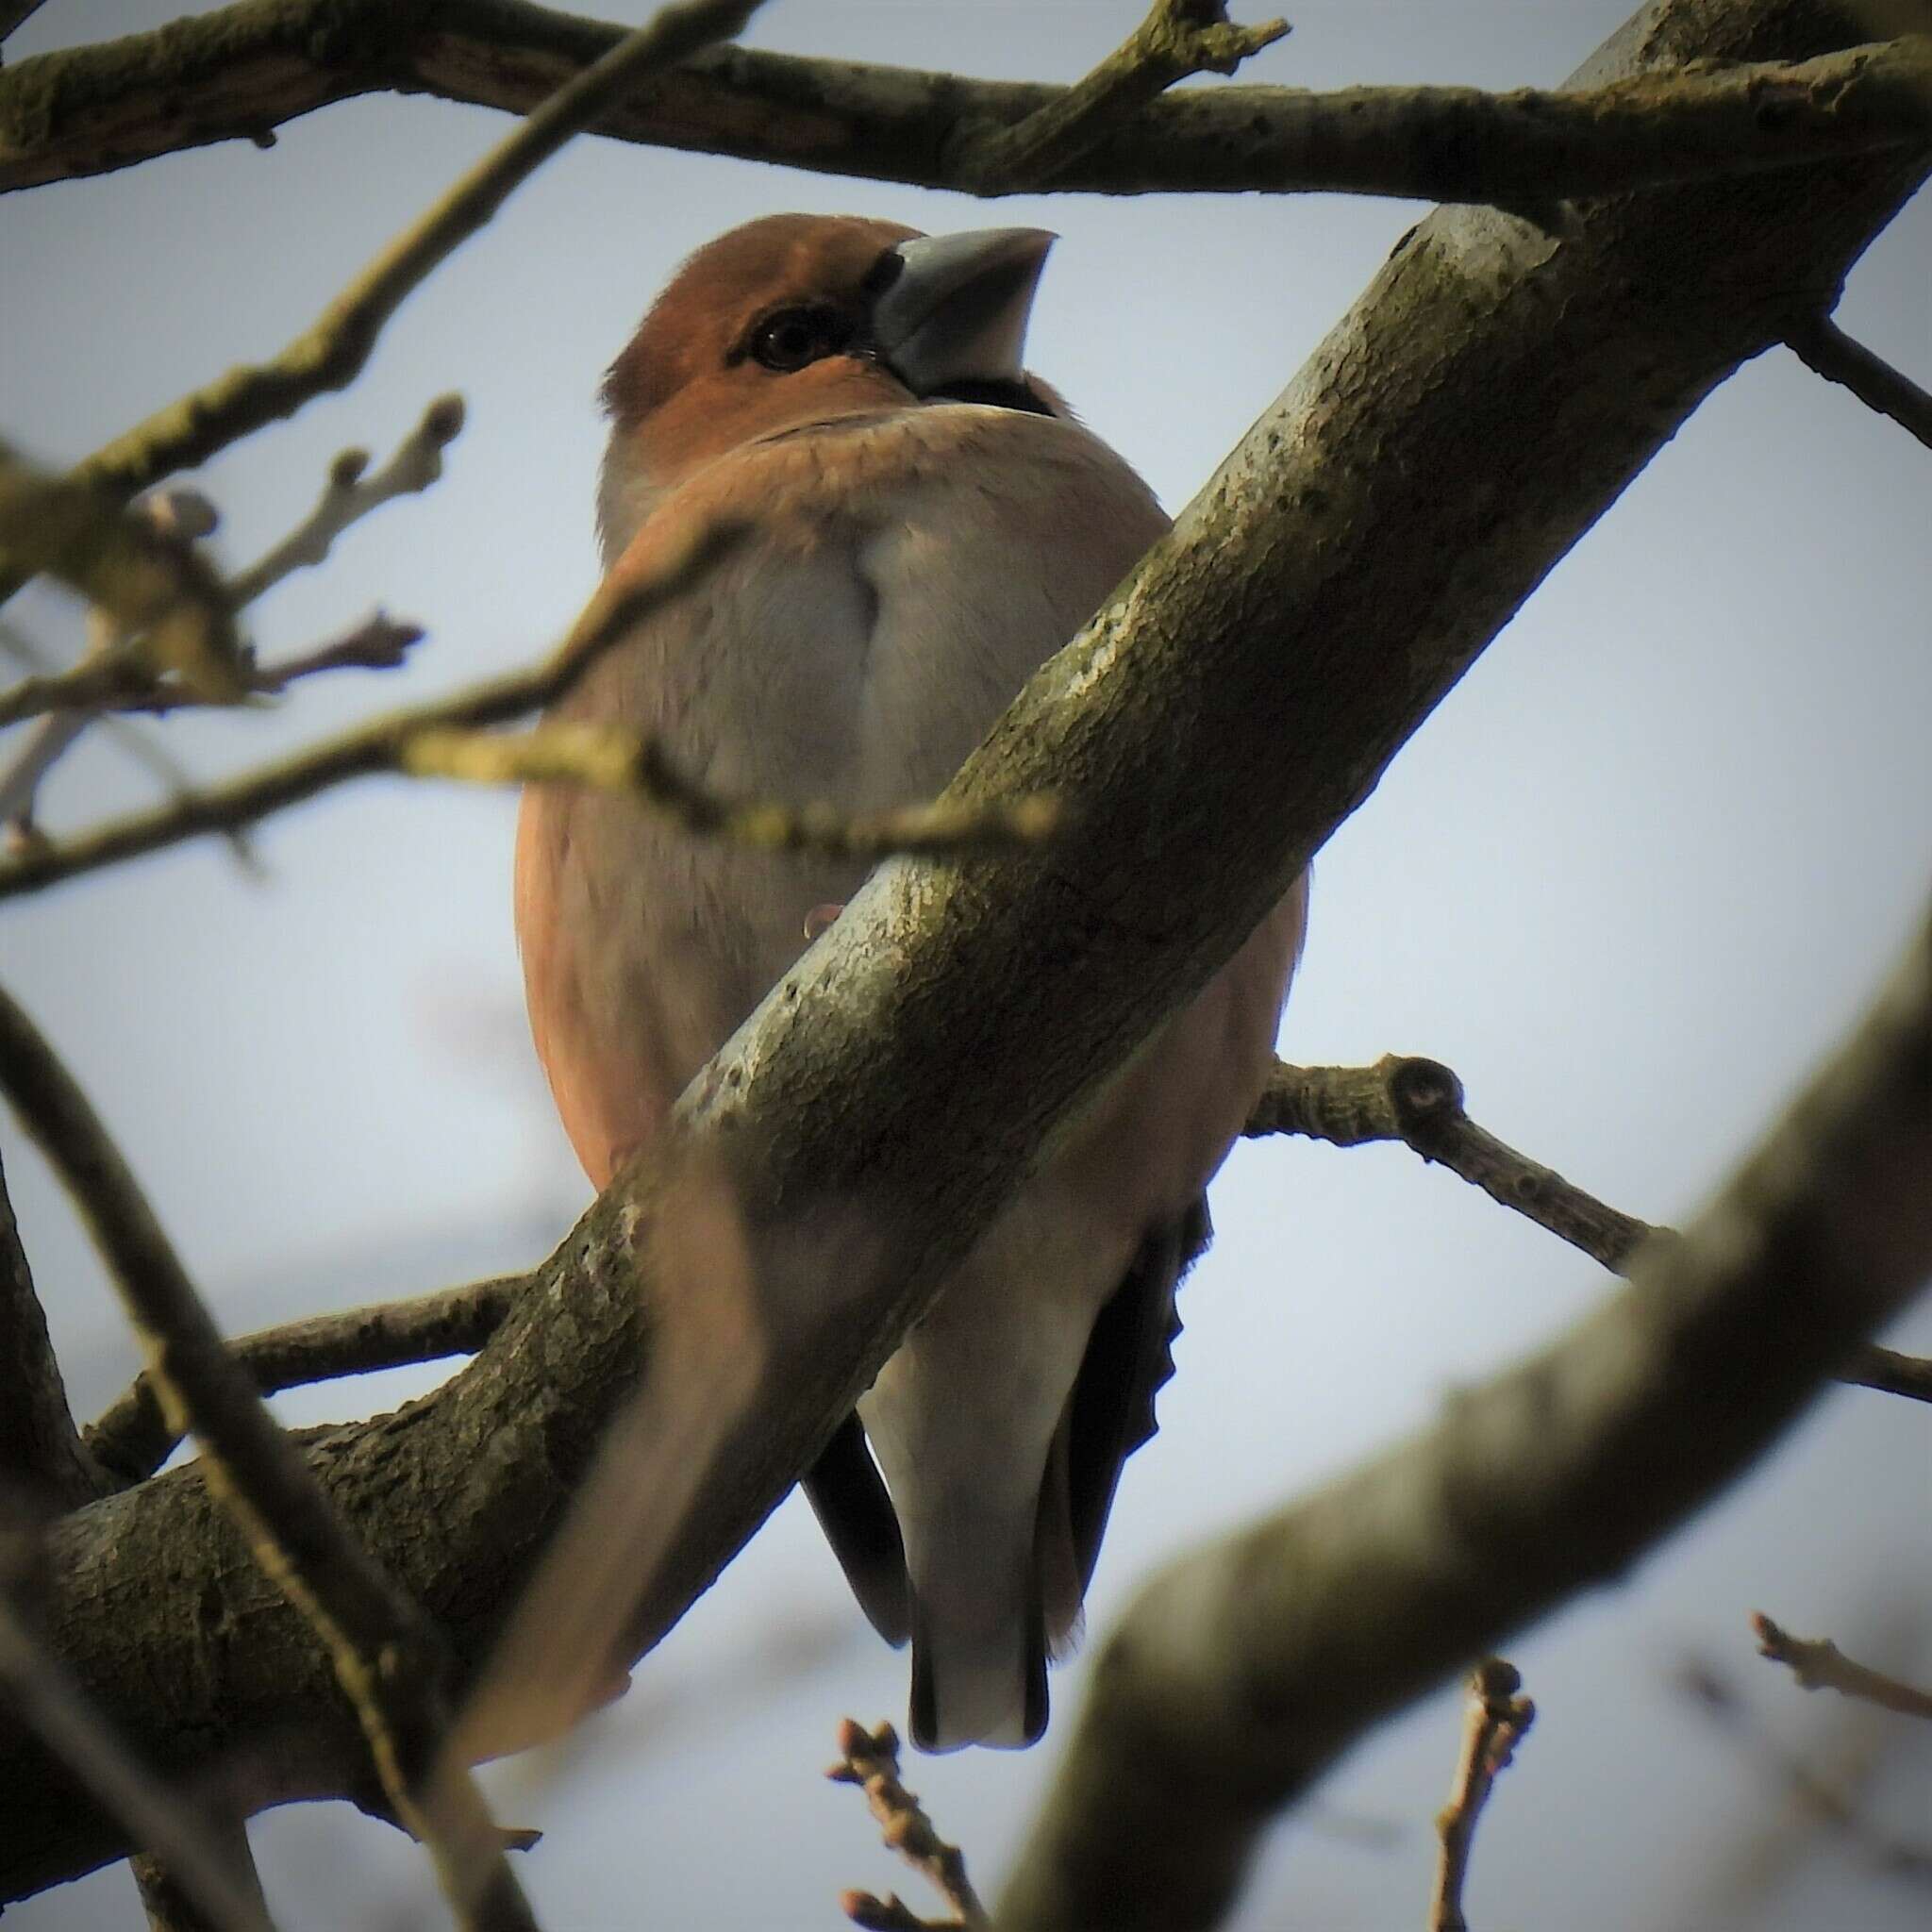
[597,213,1061,561]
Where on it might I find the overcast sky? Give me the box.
[4,2,1929,1928]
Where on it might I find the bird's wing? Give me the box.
[803,1414,911,1646]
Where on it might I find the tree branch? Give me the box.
[1785,312,1932,450]
[1430,1659,1534,1932]
[0,1141,105,1507]
[828,1719,988,1932]
[1250,1055,1932,1405]
[1753,1612,1932,1722]
[0,984,539,1932]
[951,0,1290,193]
[2,2,1927,205]
[86,1276,526,1489]
[2,0,1923,1900]
[997,884,1932,1931]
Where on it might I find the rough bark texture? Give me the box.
[0,0,1926,201]
[1,0,1924,1901]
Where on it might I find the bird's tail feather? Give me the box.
[905,1521,1047,1753]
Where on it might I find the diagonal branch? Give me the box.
[1247,1055,1932,1404]
[2,3,1928,205]
[0,984,539,1932]
[0,1142,105,1507]
[998,886,1932,1932]
[951,1,1290,193]
[2,0,1924,1901]
[828,1719,988,1932]
[1785,312,1932,451]
[1754,1612,1932,1722]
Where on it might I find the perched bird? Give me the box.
[516,214,1308,1750]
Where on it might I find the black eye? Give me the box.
[750,307,849,373]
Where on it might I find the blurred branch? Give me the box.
[88,1274,525,1488]
[130,1818,268,1932]
[1754,1612,1932,1721]
[0,4,45,51]
[998,892,1932,1931]
[0,1594,275,1932]
[0,1142,105,1507]
[0,0,764,624]
[3,4,1929,205]
[1430,1658,1534,1932]
[0,517,740,901]
[1786,313,1932,451]
[0,984,541,1932]
[403,723,1063,858]
[0,454,243,722]
[1679,1651,1932,1887]
[954,0,1289,192]
[828,1719,988,1932]
[1246,1055,1932,1407]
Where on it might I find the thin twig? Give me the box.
[225,394,465,609]
[1786,313,1932,453]
[955,1,1290,192]
[0,1593,275,1932]
[0,983,540,1931]
[403,723,1064,859]
[58,0,764,512]
[88,1274,525,1487]
[1430,1658,1535,1932]
[0,517,739,900]
[1754,1613,1932,1723]
[1244,1055,1932,1406]
[829,1719,989,1932]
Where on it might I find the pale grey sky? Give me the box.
[4,3,1929,1928]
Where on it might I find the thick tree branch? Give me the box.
[2,0,1923,1901]
[1785,311,1932,449]
[2,2,1929,207]
[997,886,1932,1931]
[130,1818,270,1932]
[0,985,539,1931]
[86,1276,526,1489]
[1249,1056,1932,1404]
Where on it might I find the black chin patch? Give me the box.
[927,376,1056,417]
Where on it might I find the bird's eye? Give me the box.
[750,307,849,373]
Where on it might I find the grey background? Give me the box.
[3,1,1928,1926]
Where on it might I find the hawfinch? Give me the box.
[515,214,1308,1750]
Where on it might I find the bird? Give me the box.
[514,213,1308,1751]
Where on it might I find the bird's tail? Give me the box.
[904,1509,1047,1753]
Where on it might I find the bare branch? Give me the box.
[2,5,1927,207]
[0,1142,104,1507]
[1430,1659,1535,1932]
[0,1594,274,1932]
[225,395,465,610]
[954,1,1290,193]
[47,0,763,520]
[1246,1056,1932,1406]
[1754,1612,1932,1722]
[0,983,540,1932]
[998,889,1932,1930]
[0,517,741,901]
[130,1819,269,1932]
[828,1719,988,1932]
[88,1275,525,1489]
[402,723,1063,858]
[0,454,243,723]
[1786,312,1932,451]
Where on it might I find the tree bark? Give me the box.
[1,0,1924,1901]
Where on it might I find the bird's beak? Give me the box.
[872,227,1056,398]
